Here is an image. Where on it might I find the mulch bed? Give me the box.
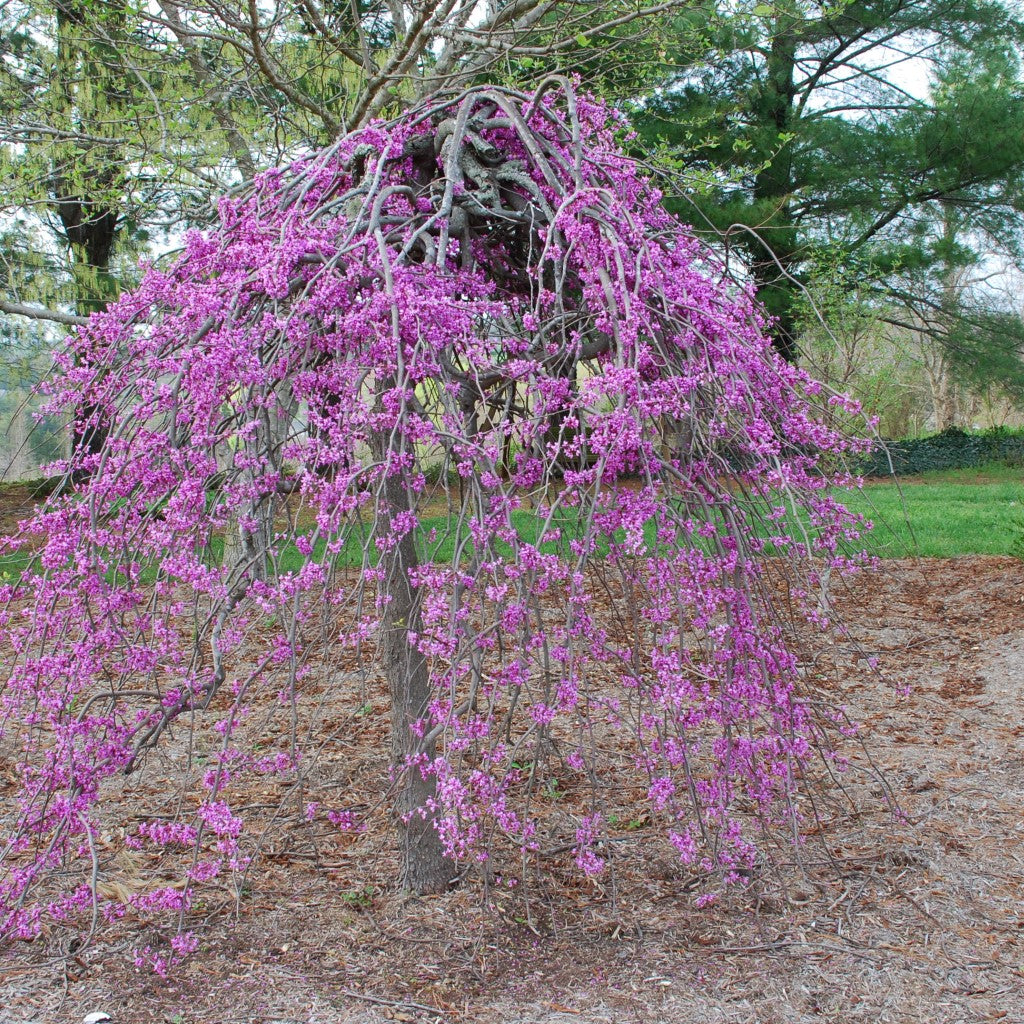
[3,556,1023,1023]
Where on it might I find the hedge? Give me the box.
[857,427,1024,477]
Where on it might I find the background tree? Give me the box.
[793,253,931,436]
[631,0,1024,379]
[880,43,1024,424]
[2,0,267,471]
[1,0,726,481]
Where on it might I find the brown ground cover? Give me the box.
[2,555,1023,1024]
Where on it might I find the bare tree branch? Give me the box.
[0,300,86,327]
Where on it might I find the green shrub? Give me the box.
[858,426,1024,477]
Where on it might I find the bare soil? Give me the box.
[3,556,1024,1024]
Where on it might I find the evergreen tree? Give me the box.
[633,0,1024,378]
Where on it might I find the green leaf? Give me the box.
[575,32,589,46]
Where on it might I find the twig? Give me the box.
[339,988,439,1014]
[687,938,881,962]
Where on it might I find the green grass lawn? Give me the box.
[218,463,1024,564]
[326,463,1024,562]
[849,463,1024,558]
[2,464,1020,581]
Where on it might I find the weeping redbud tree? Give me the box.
[0,80,871,957]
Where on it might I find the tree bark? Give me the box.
[750,22,800,363]
[221,381,297,580]
[369,427,454,894]
[5,402,35,481]
[929,203,963,432]
[923,347,958,431]
[53,0,127,466]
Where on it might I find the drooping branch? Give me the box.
[0,82,877,959]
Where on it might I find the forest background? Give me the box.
[3,0,1024,479]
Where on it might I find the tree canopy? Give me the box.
[6,0,1024,422]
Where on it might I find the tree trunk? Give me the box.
[221,507,274,581]
[369,427,454,894]
[54,0,127,467]
[221,382,297,580]
[929,204,962,432]
[925,351,958,431]
[750,23,800,363]
[6,402,36,481]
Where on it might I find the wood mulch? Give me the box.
[2,556,1023,1023]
